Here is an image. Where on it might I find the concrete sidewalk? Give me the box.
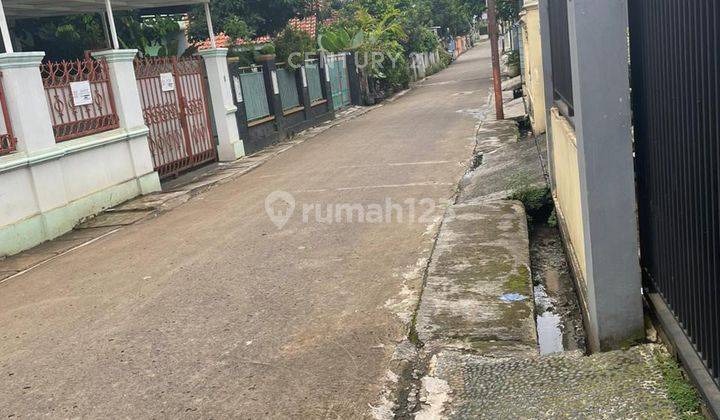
[403,85,690,419]
[0,43,492,418]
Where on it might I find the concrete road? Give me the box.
[0,44,492,418]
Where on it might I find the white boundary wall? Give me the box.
[0,50,161,257]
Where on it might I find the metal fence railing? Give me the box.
[0,72,16,156]
[305,60,324,103]
[41,58,119,142]
[630,0,720,387]
[548,0,574,117]
[276,66,300,111]
[238,67,270,122]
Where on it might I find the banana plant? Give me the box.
[318,8,406,54]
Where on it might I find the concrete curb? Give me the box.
[415,200,537,358]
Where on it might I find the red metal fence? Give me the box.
[134,56,216,179]
[41,58,119,143]
[0,72,16,155]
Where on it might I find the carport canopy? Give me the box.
[0,0,218,53]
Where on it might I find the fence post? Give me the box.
[259,56,285,133]
[345,53,362,106]
[92,49,160,194]
[199,48,245,162]
[0,52,55,154]
[295,64,311,120]
[412,54,419,79]
[566,0,644,351]
[226,59,250,145]
[0,51,70,234]
[319,53,334,110]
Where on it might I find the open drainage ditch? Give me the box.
[513,182,587,355]
[509,127,587,355]
[530,225,587,354]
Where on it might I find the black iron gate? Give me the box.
[629,0,719,385]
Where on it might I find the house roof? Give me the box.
[2,0,208,19]
[288,15,317,38]
[197,15,317,50]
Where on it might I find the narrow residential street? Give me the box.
[0,44,492,418]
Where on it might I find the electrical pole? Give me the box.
[487,0,504,120]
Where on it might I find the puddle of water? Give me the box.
[530,226,587,354]
[535,284,564,355]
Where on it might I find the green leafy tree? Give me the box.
[274,26,315,66]
[186,0,308,43]
[496,0,521,23]
[320,7,408,88]
[396,0,437,53]
[13,12,183,60]
[223,16,253,43]
[340,0,397,17]
[117,14,183,57]
[14,14,105,60]
[430,0,473,36]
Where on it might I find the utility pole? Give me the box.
[487,0,504,120]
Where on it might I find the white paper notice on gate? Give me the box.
[160,72,175,92]
[233,76,243,103]
[70,81,92,106]
[271,71,280,95]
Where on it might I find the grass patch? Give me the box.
[507,171,554,226]
[655,350,704,419]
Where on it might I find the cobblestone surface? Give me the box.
[429,344,678,419]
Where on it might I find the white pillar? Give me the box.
[0,0,13,53]
[92,49,160,194]
[0,51,68,230]
[104,0,120,50]
[204,2,217,49]
[198,48,245,161]
[0,52,54,153]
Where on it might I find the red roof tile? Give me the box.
[198,15,318,50]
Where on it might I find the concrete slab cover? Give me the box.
[77,211,152,229]
[501,76,522,91]
[458,121,547,204]
[416,200,537,357]
[108,192,189,212]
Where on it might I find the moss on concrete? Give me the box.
[505,265,531,294]
[653,350,704,419]
[416,201,536,356]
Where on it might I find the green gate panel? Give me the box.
[240,71,270,121]
[306,64,324,103]
[277,68,300,110]
[328,55,351,111]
